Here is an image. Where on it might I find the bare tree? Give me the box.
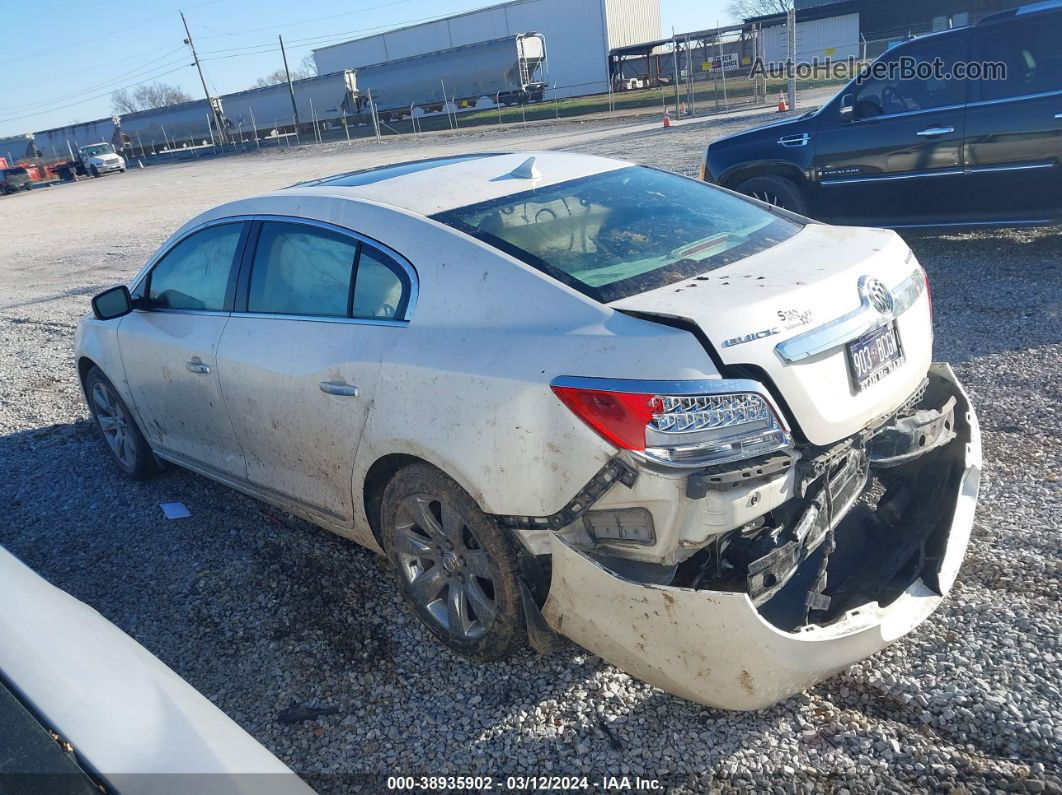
[111,82,193,114]
[728,0,793,21]
[300,53,318,77]
[251,67,312,89]
[111,88,138,115]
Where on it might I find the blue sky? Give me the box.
[0,0,732,137]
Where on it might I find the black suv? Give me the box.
[1,167,32,195]
[702,1,1062,227]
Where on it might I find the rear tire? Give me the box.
[381,463,526,662]
[736,174,809,216]
[84,366,158,480]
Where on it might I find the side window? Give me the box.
[353,246,411,320]
[248,222,358,317]
[974,17,1062,101]
[853,35,968,119]
[147,223,243,311]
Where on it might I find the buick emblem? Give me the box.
[861,277,894,316]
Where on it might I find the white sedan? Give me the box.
[76,152,980,710]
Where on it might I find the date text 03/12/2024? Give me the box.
[386,775,664,790]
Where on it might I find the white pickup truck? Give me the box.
[78,142,125,178]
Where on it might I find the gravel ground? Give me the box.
[0,108,1059,793]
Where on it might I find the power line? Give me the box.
[195,0,414,39]
[0,0,218,65]
[3,48,189,114]
[0,64,192,126]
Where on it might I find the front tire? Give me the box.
[736,174,809,216]
[84,366,158,480]
[381,463,526,661]
[90,165,100,178]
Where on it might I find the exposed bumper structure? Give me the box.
[542,363,980,710]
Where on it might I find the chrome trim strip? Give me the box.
[228,312,408,327]
[846,102,966,123]
[775,268,925,363]
[965,162,1056,174]
[820,168,961,186]
[549,375,791,433]
[967,88,1062,109]
[886,218,1057,229]
[132,308,231,318]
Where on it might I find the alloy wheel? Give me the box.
[393,494,497,641]
[92,381,137,469]
[752,191,781,207]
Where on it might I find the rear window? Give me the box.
[433,166,801,303]
[4,168,26,176]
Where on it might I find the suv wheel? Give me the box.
[84,367,158,480]
[90,165,100,178]
[736,174,809,216]
[381,463,526,661]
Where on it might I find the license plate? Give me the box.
[846,323,904,392]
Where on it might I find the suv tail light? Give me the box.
[551,378,793,468]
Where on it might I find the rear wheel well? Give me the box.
[363,453,423,547]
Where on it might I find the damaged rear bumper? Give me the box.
[541,363,981,710]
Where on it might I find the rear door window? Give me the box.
[247,222,358,317]
[972,14,1062,100]
[852,33,970,118]
[352,247,411,320]
[147,223,244,311]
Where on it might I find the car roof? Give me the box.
[980,0,1062,24]
[282,151,632,216]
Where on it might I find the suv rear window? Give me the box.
[3,168,26,176]
[433,166,800,303]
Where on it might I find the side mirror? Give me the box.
[91,285,134,320]
[839,94,855,120]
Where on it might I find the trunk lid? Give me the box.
[610,224,932,446]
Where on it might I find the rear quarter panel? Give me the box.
[336,204,721,527]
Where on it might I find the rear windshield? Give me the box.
[433,166,801,303]
[3,168,26,176]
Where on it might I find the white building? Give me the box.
[313,0,661,99]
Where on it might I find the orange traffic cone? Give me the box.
[777,91,789,112]
[663,110,671,128]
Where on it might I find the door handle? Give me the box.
[186,358,210,374]
[916,126,955,137]
[319,380,359,397]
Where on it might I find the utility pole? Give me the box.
[672,28,680,113]
[181,10,226,143]
[279,34,300,130]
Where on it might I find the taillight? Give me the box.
[551,379,793,468]
[551,387,655,451]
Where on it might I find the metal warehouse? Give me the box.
[313,0,661,99]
